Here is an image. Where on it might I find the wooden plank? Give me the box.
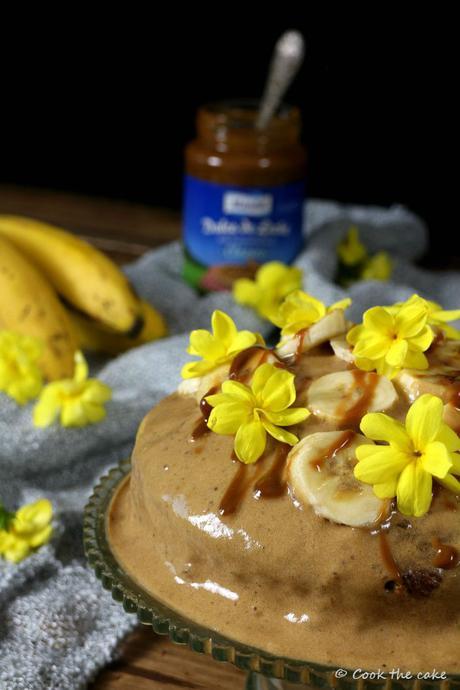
[0,184,181,263]
[90,627,245,689]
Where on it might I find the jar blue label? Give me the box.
[183,175,305,266]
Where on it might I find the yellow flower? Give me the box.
[388,294,460,340]
[33,351,111,428]
[354,394,460,517]
[0,499,53,563]
[337,226,368,266]
[233,261,302,322]
[361,252,392,281]
[205,363,310,464]
[0,331,43,404]
[274,290,351,337]
[347,298,433,379]
[181,310,264,379]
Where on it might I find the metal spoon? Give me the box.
[256,30,305,130]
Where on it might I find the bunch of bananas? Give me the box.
[0,216,166,380]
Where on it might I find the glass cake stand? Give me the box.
[83,459,460,690]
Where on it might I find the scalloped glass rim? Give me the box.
[83,459,460,689]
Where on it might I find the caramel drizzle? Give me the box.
[337,369,380,425]
[295,329,307,362]
[254,443,290,499]
[379,531,402,584]
[310,430,355,472]
[191,386,217,440]
[219,462,251,516]
[219,443,291,516]
[448,382,460,409]
[432,537,460,569]
[229,346,270,383]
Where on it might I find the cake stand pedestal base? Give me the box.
[246,672,300,689]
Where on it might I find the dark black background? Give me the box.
[1,9,457,258]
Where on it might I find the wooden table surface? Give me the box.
[0,185,246,690]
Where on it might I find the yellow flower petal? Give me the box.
[81,402,107,424]
[354,446,409,484]
[421,441,453,478]
[449,452,460,474]
[28,524,53,548]
[14,499,52,535]
[363,306,393,333]
[408,326,434,352]
[188,329,223,359]
[61,399,87,427]
[397,461,432,517]
[328,298,352,312]
[438,473,460,494]
[1,534,31,563]
[403,349,429,370]
[33,387,61,428]
[360,412,411,450]
[394,300,428,339]
[181,360,216,379]
[234,419,266,464]
[337,226,367,266]
[207,403,250,435]
[346,324,364,346]
[0,331,43,405]
[432,308,460,322]
[361,252,392,281]
[406,394,443,451]
[353,335,390,360]
[256,366,297,412]
[251,361,276,399]
[227,331,260,354]
[386,339,408,367]
[373,478,398,498]
[81,380,112,404]
[261,420,299,445]
[221,380,254,404]
[233,278,260,307]
[212,310,237,346]
[204,392,234,407]
[263,407,310,426]
[74,351,89,383]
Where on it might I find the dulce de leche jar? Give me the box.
[182,100,307,289]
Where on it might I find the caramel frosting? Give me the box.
[108,343,460,672]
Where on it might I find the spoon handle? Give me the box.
[256,30,305,130]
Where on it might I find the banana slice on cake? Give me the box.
[287,431,387,527]
[330,335,355,364]
[396,340,460,403]
[276,310,348,360]
[307,370,398,424]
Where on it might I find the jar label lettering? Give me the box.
[183,176,305,266]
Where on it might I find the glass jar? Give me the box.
[182,100,307,290]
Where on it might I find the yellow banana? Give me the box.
[0,236,77,380]
[68,300,167,355]
[0,215,143,336]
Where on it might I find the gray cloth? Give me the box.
[0,199,458,689]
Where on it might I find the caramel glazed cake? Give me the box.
[109,299,460,674]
